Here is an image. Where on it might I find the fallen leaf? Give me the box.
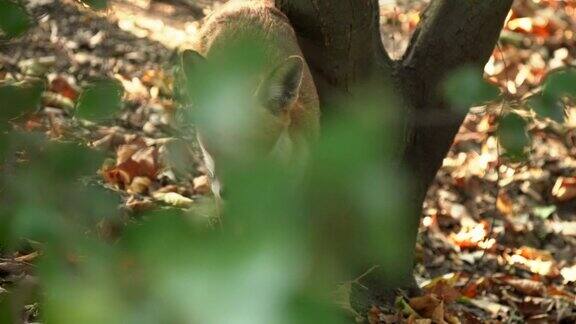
[128,176,152,195]
[497,191,514,216]
[50,76,78,100]
[508,247,560,277]
[503,278,545,296]
[117,142,145,164]
[153,192,193,208]
[560,264,576,283]
[421,273,461,303]
[449,222,493,249]
[105,146,160,187]
[461,281,479,299]
[193,175,211,195]
[125,196,155,212]
[14,251,40,263]
[551,221,576,236]
[469,299,510,318]
[532,205,556,219]
[409,295,448,323]
[102,167,131,188]
[546,285,575,298]
[551,177,576,202]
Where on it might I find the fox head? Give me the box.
[180,49,307,180]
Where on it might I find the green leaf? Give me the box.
[39,141,105,178]
[76,79,123,120]
[528,94,565,123]
[530,68,576,123]
[444,66,499,111]
[0,295,15,324]
[0,80,45,124]
[543,68,576,99]
[0,0,31,38]
[497,113,529,161]
[533,205,556,219]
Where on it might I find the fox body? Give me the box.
[181,0,320,199]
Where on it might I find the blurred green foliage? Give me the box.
[0,0,31,39]
[443,65,500,110]
[542,68,576,99]
[497,113,529,161]
[528,94,565,123]
[76,79,124,120]
[2,14,573,322]
[0,34,409,323]
[0,80,45,123]
[529,68,576,123]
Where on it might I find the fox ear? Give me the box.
[180,49,205,78]
[259,55,304,114]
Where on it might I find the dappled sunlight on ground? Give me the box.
[1,0,576,322]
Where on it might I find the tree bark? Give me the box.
[276,0,513,313]
[275,0,393,107]
[400,0,514,204]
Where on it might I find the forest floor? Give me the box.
[1,0,576,322]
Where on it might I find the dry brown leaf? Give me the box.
[24,114,44,132]
[427,281,460,304]
[517,246,553,260]
[409,295,446,322]
[551,221,576,237]
[50,76,78,101]
[546,285,575,298]
[503,278,545,296]
[106,146,160,187]
[193,175,211,195]
[507,247,560,277]
[116,143,142,165]
[496,191,514,216]
[469,299,510,318]
[410,295,436,312]
[449,221,493,249]
[125,196,155,212]
[551,177,576,202]
[461,281,479,299]
[368,306,383,324]
[560,264,576,283]
[413,319,432,324]
[128,176,152,195]
[431,300,446,324]
[14,251,40,263]
[153,192,193,208]
[102,167,131,188]
[422,273,461,304]
[131,147,159,174]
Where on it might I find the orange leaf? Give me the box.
[102,167,131,188]
[427,281,460,304]
[461,282,478,298]
[50,77,78,101]
[497,191,514,216]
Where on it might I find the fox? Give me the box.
[180,0,320,201]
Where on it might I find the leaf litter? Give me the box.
[1,0,576,322]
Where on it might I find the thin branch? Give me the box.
[402,0,513,108]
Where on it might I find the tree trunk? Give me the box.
[276,0,513,312]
